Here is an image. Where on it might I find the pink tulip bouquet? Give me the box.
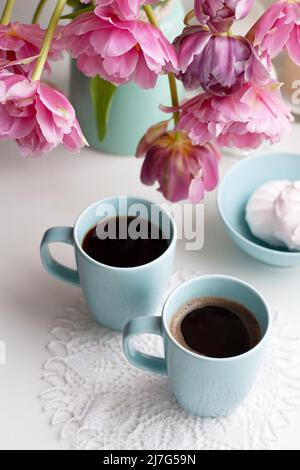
[0,0,299,202]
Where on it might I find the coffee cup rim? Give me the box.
[162,274,271,363]
[73,195,177,271]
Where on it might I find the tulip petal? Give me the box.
[189,176,204,203]
[286,25,300,65]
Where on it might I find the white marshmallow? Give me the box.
[245,180,290,248]
[274,181,300,250]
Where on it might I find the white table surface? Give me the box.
[1,31,300,451]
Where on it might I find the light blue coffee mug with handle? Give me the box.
[40,196,177,331]
[123,275,271,417]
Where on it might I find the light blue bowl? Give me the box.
[217,152,300,268]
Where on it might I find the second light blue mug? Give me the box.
[123,275,271,417]
[40,196,177,331]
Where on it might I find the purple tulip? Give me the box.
[173,25,270,95]
[136,122,220,203]
[195,0,254,33]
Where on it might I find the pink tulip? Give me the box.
[249,0,300,65]
[63,11,177,89]
[0,70,87,156]
[176,81,292,149]
[136,122,220,202]
[0,22,63,76]
[195,0,254,33]
[95,1,157,21]
[81,0,157,21]
[173,26,269,95]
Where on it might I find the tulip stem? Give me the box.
[0,0,16,25]
[32,0,48,24]
[143,4,180,125]
[143,4,159,28]
[168,74,180,124]
[184,9,195,26]
[32,0,67,81]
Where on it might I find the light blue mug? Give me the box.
[123,275,271,417]
[40,196,177,331]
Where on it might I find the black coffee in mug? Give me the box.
[82,216,170,268]
[170,297,261,358]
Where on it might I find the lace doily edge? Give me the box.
[40,271,300,450]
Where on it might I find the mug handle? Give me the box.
[123,316,167,376]
[40,227,80,287]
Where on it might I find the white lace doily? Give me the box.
[41,270,300,450]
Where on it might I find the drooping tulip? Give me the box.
[63,11,177,89]
[137,122,220,202]
[176,81,293,149]
[248,0,300,65]
[0,70,87,156]
[0,22,62,76]
[173,26,269,95]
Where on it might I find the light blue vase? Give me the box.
[69,0,185,156]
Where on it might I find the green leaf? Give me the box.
[66,0,81,6]
[90,76,117,142]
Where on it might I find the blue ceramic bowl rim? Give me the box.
[162,275,271,363]
[73,195,177,272]
[217,152,300,260]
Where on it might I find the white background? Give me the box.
[0,0,300,450]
